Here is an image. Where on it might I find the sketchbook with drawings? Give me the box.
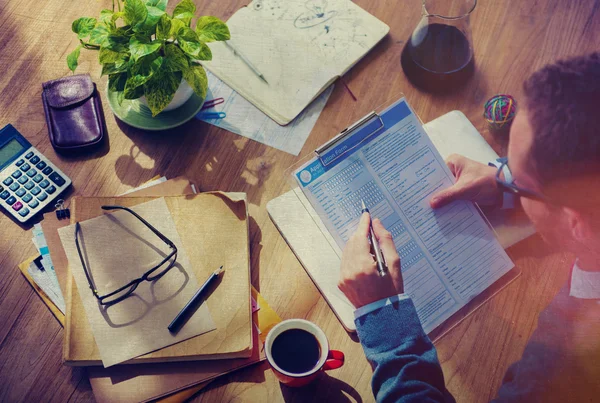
[268,97,536,334]
[202,0,389,125]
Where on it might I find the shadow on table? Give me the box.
[112,116,276,207]
[249,215,263,291]
[113,117,209,187]
[280,373,363,403]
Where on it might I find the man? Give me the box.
[338,53,600,402]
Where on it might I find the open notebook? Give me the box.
[202,0,389,125]
[268,110,536,332]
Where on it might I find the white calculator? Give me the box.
[0,124,71,223]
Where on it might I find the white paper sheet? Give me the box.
[294,99,515,333]
[198,72,333,156]
[32,224,66,313]
[58,198,216,367]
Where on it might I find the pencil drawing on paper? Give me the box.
[294,0,338,29]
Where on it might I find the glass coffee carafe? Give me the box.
[401,0,477,92]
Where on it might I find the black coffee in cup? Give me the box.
[271,328,321,374]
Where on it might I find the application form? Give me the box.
[294,99,514,333]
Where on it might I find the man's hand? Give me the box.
[430,154,502,209]
[338,213,403,309]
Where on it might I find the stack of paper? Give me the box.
[58,198,216,368]
[199,72,334,155]
[17,177,282,402]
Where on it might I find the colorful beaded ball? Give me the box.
[484,94,517,131]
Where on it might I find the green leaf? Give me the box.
[105,33,130,49]
[72,17,97,39]
[129,35,162,61]
[112,11,125,22]
[156,14,171,40]
[169,18,185,37]
[102,63,119,75]
[144,70,182,116]
[99,44,128,64]
[117,90,125,106]
[163,43,189,71]
[173,0,195,25]
[99,9,114,24]
[195,16,229,42]
[142,4,166,32]
[131,53,163,78]
[124,0,148,29]
[145,0,168,11]
[66,46,81,73]
[101,57,132,75]
[176,27,211,60]
[174,11,194,26]
[108,73,128,92]
[183,64,207,99]
[89,23,111,46]
[124,75,146,99]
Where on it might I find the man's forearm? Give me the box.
[355,298,455,403]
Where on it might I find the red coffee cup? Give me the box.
[265,319,345,387]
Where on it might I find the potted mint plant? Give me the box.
[67,0,229,117]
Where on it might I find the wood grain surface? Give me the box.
[0,0,596,402]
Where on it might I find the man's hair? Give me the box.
[523,52,600,187]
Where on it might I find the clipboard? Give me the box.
[270,94,534,334]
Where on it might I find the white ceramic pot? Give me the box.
[138,79,195,113]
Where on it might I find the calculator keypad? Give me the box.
[49,172,66,186]
[0,147,71,222]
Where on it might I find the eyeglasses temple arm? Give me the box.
[75,222,100,297]
[101,205,177,249]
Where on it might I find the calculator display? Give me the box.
[0,139,24,166]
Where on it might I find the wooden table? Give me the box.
[0,0,595,401]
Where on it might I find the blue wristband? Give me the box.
[488,158,516,209]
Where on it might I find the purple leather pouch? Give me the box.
[42,74,106,153]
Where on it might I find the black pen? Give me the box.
[361,200,387,277]
[168,266,224,333]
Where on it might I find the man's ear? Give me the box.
[563,207,590,243]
